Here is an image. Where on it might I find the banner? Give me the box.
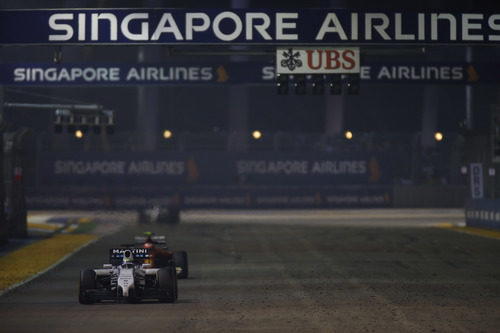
[470,163,484,199]
[276,47,360,74]
[39,151,395,187]
[465,199,500,230]
[26,186,394,209]
[1,9,500,45]
[0,62,494,86]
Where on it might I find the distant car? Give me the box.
[129,233,189,279]
[78,248,177,304]
[138,206,180,224]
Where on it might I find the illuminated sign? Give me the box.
[276,47,360,74]
[1,9,500,45]
[470,163,484,199]
[0,62,495,85]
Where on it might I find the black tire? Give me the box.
[157,266,177,303]
[79,269,96,304]
[174,251,189,279]
[171,265,178,301]
[138,209,150,224]
[154,252,172,268]
[167,207,180,224]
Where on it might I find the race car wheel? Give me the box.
[79,269,96,304]
[157,266,177,303]
[172,265,178,301]
[174,251,189,279]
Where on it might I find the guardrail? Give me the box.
[26,185,469,210]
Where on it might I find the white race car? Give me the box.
[78,248,177,304]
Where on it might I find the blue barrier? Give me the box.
[26,186,393,210]
[465,199,500,230]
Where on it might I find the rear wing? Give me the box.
[134,235,166,245]
[109,248,151,266]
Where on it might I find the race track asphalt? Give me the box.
[1,210,499,332]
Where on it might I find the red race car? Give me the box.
[129,232,188,279]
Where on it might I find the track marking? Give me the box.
[438,225,500,240]
[27,223,61,231]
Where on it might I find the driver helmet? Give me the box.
[122,257,134,268]
[143,231,155,249]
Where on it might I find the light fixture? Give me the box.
[294,74,306,95]
[347,74,360,95]
[434,132,443,142]
[277,74,289,95]
[252,130,262,140]
[329,74,342,95]
[163,129,173,139]
[345,130,353,140]
[75,129,84,139]
[312,74,324,95]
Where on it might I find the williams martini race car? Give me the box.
[127,233,189,279]
[78,248,178,304]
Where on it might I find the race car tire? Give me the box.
[157,266,177,303]
[79,269,96,304]
[174,251,189,279]
[172,265,178,301]
[157,207,180,224]
[154,252,173,268]
[137,209,150,224]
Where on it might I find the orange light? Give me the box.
[163,129,173,139]
[345,130,353,140]
[75,130,83,139]
[434,132,443,142]
[252,130,262,140]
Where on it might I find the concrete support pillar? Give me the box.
[4,129,30,238]
[465,47,473,130]
[324,94,344,135]
[0,86,7,245]
[226,0,250,152]
[421,86,439,148]
[228,86,249,151]
[136,47,160,151]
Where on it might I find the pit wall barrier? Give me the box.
[394,185,467,208]
[26,185,467,210]
[465,199,500,230]
[26,186,393,210]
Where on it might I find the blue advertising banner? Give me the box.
[0,62,242,86]
[39,151,393,187]
[26,186,393,209]
[0,62,493,86]
[465,199,500,230]
[1,9,500,45]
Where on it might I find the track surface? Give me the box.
[1,210,500,332]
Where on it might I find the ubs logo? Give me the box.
[280,48,303,71]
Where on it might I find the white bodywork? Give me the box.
[94,265,159,297]
[118,268,134,297]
